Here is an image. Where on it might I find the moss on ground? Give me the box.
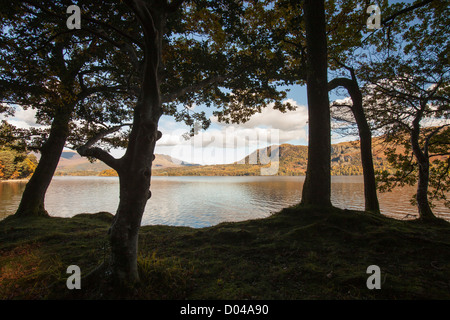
[0,206,449,299]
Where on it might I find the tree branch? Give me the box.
[362,0,438,44]
[76,124,132,170]
[381,0,437,26]
[125,0,158,40]
[82,15,144,49]
[162,74,228,103]
[429,152,450,158]
[425,124,450,149]
[77,146,120,170]
[78,26,141,70]
[167,0,186,13]
[23,0,142,70]
[328,77,354,92]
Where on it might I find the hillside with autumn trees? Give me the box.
[0,136,405,179]
[0,148,38,180]
[96,138,393,177]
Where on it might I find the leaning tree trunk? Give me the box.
[410,114,436,221]
[301,0,332,207]
[75,0,165,288]
[99,0,165,287]
[106,107,162,285]
[329,76,380,214]
[77,111,161,287]
[346,87,380,214]
[358,123,380,214]
[415,159,435,220]
[15,110,71,217]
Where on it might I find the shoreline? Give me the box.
[0,206,449,299]
[0,178,29,182]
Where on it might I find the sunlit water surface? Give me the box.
[1,176,448,227]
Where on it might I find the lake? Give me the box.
[1,176,449,227]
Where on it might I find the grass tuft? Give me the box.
[0,206,449,299]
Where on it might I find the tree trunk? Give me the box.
[329,77,380,214]
[415,159,435,220]
[301,0,332,207]
[348,80,380,214]
[410,114,436,221]
[15,111,71,217]
[104,99,162,285]
[103,0,165,287]
[109,145,155,285]
[358,124,380,214]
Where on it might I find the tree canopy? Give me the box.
[356,0,450,219]
[1,0,449,291]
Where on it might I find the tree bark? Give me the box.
[410,116,436,221]
[415,158,435,220]
[15,110,71,217]
[358,121,380,214]
[329,77,380,214]
[109,143,155,284]
[106,113,162,287]
[301,0,332,207]
[102,0,165,287]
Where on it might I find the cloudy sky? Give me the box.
[1,106,40,129]
[153,86,356,165]
[156,98,309,165]
[1,84,358,165]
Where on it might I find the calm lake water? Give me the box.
[1,176,449,227]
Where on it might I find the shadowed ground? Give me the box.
[0,206,449,299]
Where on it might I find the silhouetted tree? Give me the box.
[360,0,450,220]
[65,0,291,287]
[1,1,135,217]
[299,0,332,207]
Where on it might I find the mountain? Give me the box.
[56,151,109,173]
[55,150,198,176]
[152,138,392,176]
[54,138,393,177]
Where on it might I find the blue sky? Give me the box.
[153,0,416,164]
[153,82,355,165]
[0,64,357,165]
[4,1,418,165]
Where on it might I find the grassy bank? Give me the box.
[0,206,449,299]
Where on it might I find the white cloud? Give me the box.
[331,97,352,106]
[155,99,308,164]
[422,117,450,128]
[0,106,41,129]
[15,107,38,125]
[212,98,308,132]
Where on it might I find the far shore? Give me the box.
[0,178,29,183]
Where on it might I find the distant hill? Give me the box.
[56,151,109,174]
[54,138,393,177]
[55,150,198,176]
[153,138,393,176]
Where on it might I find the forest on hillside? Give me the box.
[0,148,38,180]
[97,141,393,177]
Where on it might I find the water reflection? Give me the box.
[0,180,28,220]
[0,176,448,227]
